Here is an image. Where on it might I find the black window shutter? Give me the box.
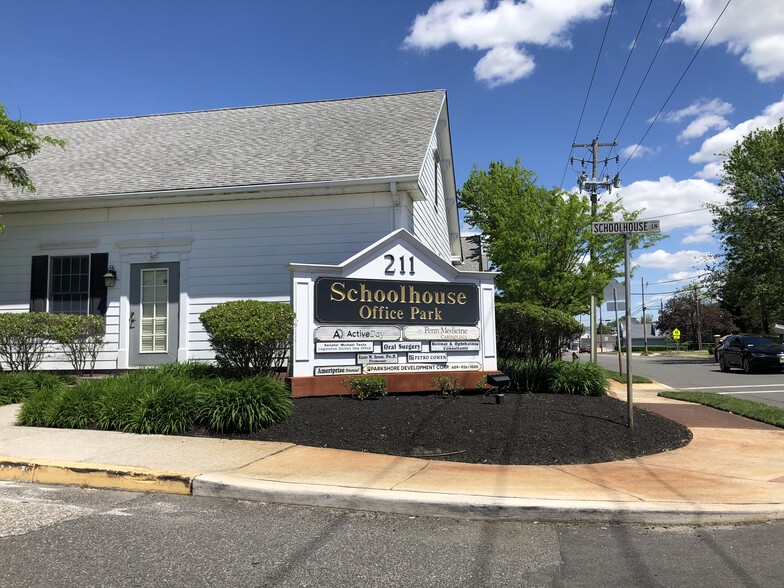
[30,256,49,312]
[89,253,109,316]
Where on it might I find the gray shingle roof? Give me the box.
[0,90,446,202]
[459,235,488,272]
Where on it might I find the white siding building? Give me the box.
[0,91,468,372]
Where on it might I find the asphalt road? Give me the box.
[593,351,784,409]
[1,481,782,587]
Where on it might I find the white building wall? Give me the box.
[413,131,452,261]
[0,192,396,370]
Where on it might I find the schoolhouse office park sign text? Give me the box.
[315,277,479,325]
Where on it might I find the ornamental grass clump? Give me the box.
[547,361,609,396]
[197,376,293,434]
[15,388,60,427]
[15,363,295,435]
[46,382,101,429]
[124,382,201,436]
[0,371,65,405]
[498,357,555,394]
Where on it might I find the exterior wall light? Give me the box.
[103,265,118,288]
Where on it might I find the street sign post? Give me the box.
[672,328,681,354]
[592,219,662,429]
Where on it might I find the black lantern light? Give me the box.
[103,265,118,288]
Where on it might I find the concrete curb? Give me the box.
[192,473,784,525]
[3,456,783,524]
[0,457,194,495]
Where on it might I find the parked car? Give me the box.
[579,345,590,353]
[717,334,784,373]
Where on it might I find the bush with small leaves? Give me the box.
[48,314,105,376]
[199,300,295,376]
[0,312,54,372]
[430,375,463,396]
[343,375,387,400]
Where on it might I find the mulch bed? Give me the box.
[224,392,693,466]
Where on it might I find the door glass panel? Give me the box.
[140,268,168,353]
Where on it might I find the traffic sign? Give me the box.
[592,220,660,234]
[672,328,681,340]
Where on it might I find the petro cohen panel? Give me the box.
[315,277,479,325]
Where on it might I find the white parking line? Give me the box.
[714,390,784,396]
[681,384,784,390]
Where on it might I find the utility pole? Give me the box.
[694,284,702,351]
[573,138,619,364]
[641,277,648,355]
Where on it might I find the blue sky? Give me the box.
[4,0,783,323]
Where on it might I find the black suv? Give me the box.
[717,334,784,373]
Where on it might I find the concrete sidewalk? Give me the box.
[1,383,783,524]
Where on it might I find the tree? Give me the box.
[459,160,661,315]
[708,121,784,332]
[0,104,64,230]
[656,290,737,344]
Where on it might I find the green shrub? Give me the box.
[0,372,38,404]
[93,379,139,431]
[343,375,387,400]
[498,357,557,393]
[547,361,609,396]
[16,387,61,427]
[125,383,200,435]
[430,375,463,396]
[48,314,105,376]
[197,376,293,434]
[199,300,295,376]
[0,371,67,405]
[46,383,101,429]
[0,312,54,372]
[495,303,583,361]
[15,364,295,436]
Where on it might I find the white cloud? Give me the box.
[688,97,784,176]
[672,0,784,81]
[474,45,536,86]
[661,270,705,283]
[637,249,709,271]
[694,161,723,180]
[621,144,660,159]
[404,0,611,86]
[617,176,724,230]
[682,224,716,244]
[660,99,733,143]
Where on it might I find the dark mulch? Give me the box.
[226,392,693,466]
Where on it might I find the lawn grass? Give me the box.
[658,391,784,428]
[602,368,652,384]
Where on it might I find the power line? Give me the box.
[596,0,653,138]
[611,0,684,145]
[639,207,709,220]
[559,0,617,189]
[620,0,734,171]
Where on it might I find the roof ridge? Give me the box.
[36,89,446,127]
